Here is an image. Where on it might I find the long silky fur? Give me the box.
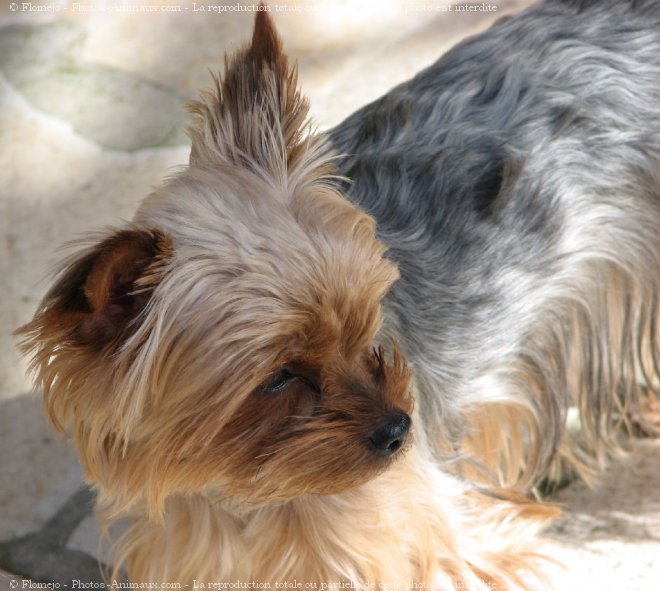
[16,1,660,589]
[330,0,660,490]
[114,447,558,590]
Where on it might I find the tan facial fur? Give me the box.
[17,7,563,590]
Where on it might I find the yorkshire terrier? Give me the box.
[18,0,660,588]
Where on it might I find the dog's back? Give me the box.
[330,0,660,487]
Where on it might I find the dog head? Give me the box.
[17,9,412,516]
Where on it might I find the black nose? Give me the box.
[369,412,411,456]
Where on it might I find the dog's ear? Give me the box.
[248,5,282,68]
[187,6,312,178]
[18,228,173,351]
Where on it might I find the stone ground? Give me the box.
[1,0,658,589]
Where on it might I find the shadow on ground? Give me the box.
[0,486,107,584]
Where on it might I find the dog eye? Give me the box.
[262,369,295,393]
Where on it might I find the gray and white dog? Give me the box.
[332,0,660,487]
[19,0,660,587]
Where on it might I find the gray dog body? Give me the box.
[331,0,660,484]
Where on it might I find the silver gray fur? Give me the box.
[329,0,660,486]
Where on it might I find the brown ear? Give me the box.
[187,5,311,174]
[248,7,283,68]
[22,228,173,350]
